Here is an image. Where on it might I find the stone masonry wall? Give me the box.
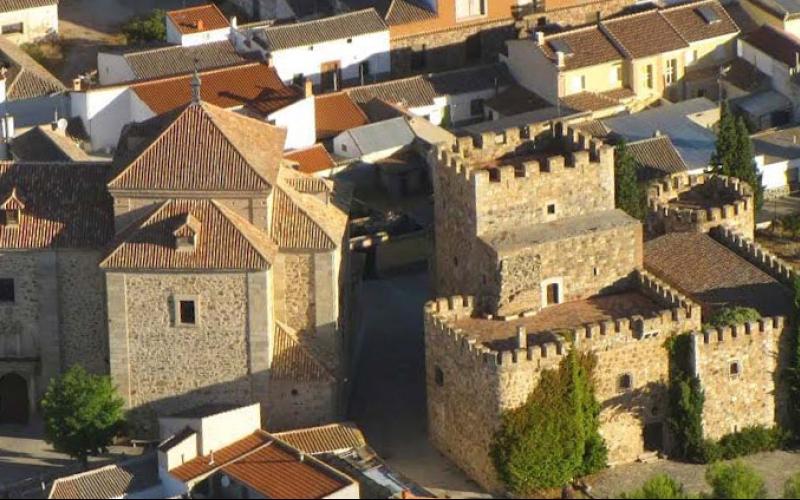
[525,0,635,27]
[122,272,254,436]
[266,379,337,431]
[647,174,755,240]
[424,275,702,493]
[694,318,787,440]
[59,251,108,374]
[390,19,516,77]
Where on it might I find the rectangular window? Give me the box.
[435,367,444,387]
[470,98,484,117]
[3,210,19,226]
[0,279,14,303]
[665,58,678,86]
[547,203,556,215]
[645,64,654,89]
[1,23,23,35]
[411,44,427,70]
[177,299,197,326]
[456,0,486,19]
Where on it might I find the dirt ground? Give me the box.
[756,228,800,267]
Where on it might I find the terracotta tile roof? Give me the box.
[109,102,286,192]
[0,0,56,13]
[603,10,687,59]
[275,423,367,454]
[743,24,800,68]
[285,144,337,175]
[220,438,353,498]
[644,232,792,317]
[626,135,689,180]
[12,125,95,162]
[0,36,65,100]
[560,91,620,112]
[48,456,160,500]
[538,26,624,70]
[254,9,387,51]
[167,4,229,34]
[385,0,438,25]
[723,1,758,34]
[170,431,271,482]
[485,85,550,116]
[271,322,336,382]
[120,41,250,82]
[131,63,302,117]
[101,199,276,270]
[271,183,339,250]
[315,92,369,140]
[0,162,113,249]
[661,0,739,43]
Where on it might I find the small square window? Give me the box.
[547,204,556,215]
[3,210,19,226]
[730,361,741,378]
[347,38,352,43]
[179,300,196,326]
[618,373,633,392]
[0,278,14,303]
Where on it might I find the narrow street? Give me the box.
[348,271,488,498]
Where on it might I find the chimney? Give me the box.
[556,51,566,68]
[653,129,662,138]
[230,16,238,29]
[304,78,313,98]
[196,19,205,31]
[209,450,215,466]
[534,31,545,46]
[72,77,82,92]
[517,326,527,349]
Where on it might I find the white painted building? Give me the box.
[333,116,416,163]
[165,4,231,47]
[0,0,58,44]
[231,9,390,89]
[752,126,800,197]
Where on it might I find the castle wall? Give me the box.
[647,174,755,240]
[266,379,338,431]
[694,318,787,440]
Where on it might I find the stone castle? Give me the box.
[425,122,793,493]
[0,98,353,435]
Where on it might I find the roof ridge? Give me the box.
[545,23,605,39]
[660,0,716,13]
[99,200,170,268]
[264,7,384,30]
[657,9,690,45]
[131,61,263,88]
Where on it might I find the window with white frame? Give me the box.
[456,0,486,20]
[665,58,678,86]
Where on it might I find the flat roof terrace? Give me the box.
[668,183,741,210]
[453,291,663,352]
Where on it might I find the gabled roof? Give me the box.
[117,41,249,82]
[343,116,415,156]
[0,162,113,249]
[0,35,65,100]
[742,24,800,67]
[109,102,286,192]
[343,0,436,25]
[48,455,160,500]
[537,26,624,70]
[315,92,370,140]
[0,0,56,14]
[254,9,387,51]
[12,125,96,162]
[167,4,229,34]
[627,135,690,180]
[271,321,336,382]
[130,62,302,117]
[100,199,277,271]
[661,0,739,42]
[603,10,686,59]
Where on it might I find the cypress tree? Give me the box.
[732,117,763,210]
[615,141,646,220]
[712,102,736,176]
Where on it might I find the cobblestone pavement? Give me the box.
[348,271,490,498]
[589,451,800,498]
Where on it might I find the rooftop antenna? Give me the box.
[191,59,202,104]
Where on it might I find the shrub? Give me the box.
[784,472,800,499]
[706,307,761,329]
[705,461,766,499]
[716,426,787,460]
[491,349,607,495]
[41,365,125,468]
[122,9,166,45]
[620,474,689,499]
[668,335,708,463]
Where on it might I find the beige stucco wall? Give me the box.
[0,4,58,44]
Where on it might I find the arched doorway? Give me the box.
[0,373,29,424]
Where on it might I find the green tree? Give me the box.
[41,365,125,469]
[706,306,761,329]
[732,117,762,210]
[491,349,607,495]
[784,471,800,499]
[712,101,737,176]
[705,461,766,499]
[620,474,689,499]
[122,9,166,45]
[668,335,708,463]
[615,140,646,220]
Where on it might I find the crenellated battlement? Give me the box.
[696,316,785,346]
[424,271,701,373]
[710,227,797,285]
[647,173,755,240]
